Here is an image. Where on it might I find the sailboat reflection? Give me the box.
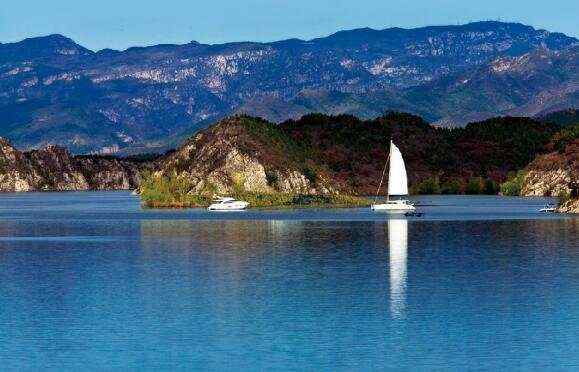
[388,218,408,319]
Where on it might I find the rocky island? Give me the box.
[138,112,576,209]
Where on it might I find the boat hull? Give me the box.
[371,202,416,213]
[207,202,249,211]
[207,201,249,211]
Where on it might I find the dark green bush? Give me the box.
[414,177,441,194]
[500,171,527,196]
[440,179,462,194]
[483,179,499,195]
[466,177,483,194]
[303,167,317,184]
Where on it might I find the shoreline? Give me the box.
[140,194,373,210]
[141,201,373,210]
[1,189,573,213]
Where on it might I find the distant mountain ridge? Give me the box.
[0,21,577,153]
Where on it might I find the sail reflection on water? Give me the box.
[388,218,408,319]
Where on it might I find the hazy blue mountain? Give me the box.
[0,21,577,153]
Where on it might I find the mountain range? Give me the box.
[1,21,577,154]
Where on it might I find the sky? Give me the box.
[1,0,578,51]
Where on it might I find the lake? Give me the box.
[0,192,577,371]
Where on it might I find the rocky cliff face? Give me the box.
[156,116,335,196]
[520,125,578,212]
[1,22,577,154]
[521,151,575,198]
[558,198,579,213]
[0,138,141,191]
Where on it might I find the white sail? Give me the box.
[387,142,409,196]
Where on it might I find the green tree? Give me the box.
[440,179,462,194]
[499,171,527,196]
[466,177,483,194]
[483,179,499,195]
[414,177,441,194]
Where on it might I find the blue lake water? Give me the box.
[0,192,578,371]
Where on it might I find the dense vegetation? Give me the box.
[279,113,556,195]
[499,171,528,196]
[540,109,579,127]
[140,111,574,207]
[551,123,579,153]
[140,171,370,208]
[139,171,210,208]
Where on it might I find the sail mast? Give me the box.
[374,140,392,203]
[387,140,392,202]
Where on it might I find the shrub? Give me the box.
[558,190,571,203]
[265,171,279,187]
[139,171,210,208]
[483,179,499,195]
[500,171,527,196]
[440,179,462,194]
[302,167,317,184]
[414,177,440,194]
[466,177,483,194]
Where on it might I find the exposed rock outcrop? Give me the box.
[557,198,579,213]
[521,153,575,196]
[0,138,141,192]
[520,126,578,213]
[156,116,333,196]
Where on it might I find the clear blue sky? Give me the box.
[1,0,578,50]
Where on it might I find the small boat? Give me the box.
[404,211,424,217]
[371,141,417,213]
[539,204,557,213]
[207,197,249,211]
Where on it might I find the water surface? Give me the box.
[0,192,577,370]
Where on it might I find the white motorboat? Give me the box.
[207,197,249,211]
[371,141,416,213]
[539,204,557,213]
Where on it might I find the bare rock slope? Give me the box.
[156,116,335,196]
[521,127,578,212]
[0,138,141,191]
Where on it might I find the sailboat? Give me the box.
[371,141,416,213]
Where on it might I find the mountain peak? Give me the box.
[33,33,73,41]
[312,21,577,48]
[11,34,85,48]
[0,34,93,62]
